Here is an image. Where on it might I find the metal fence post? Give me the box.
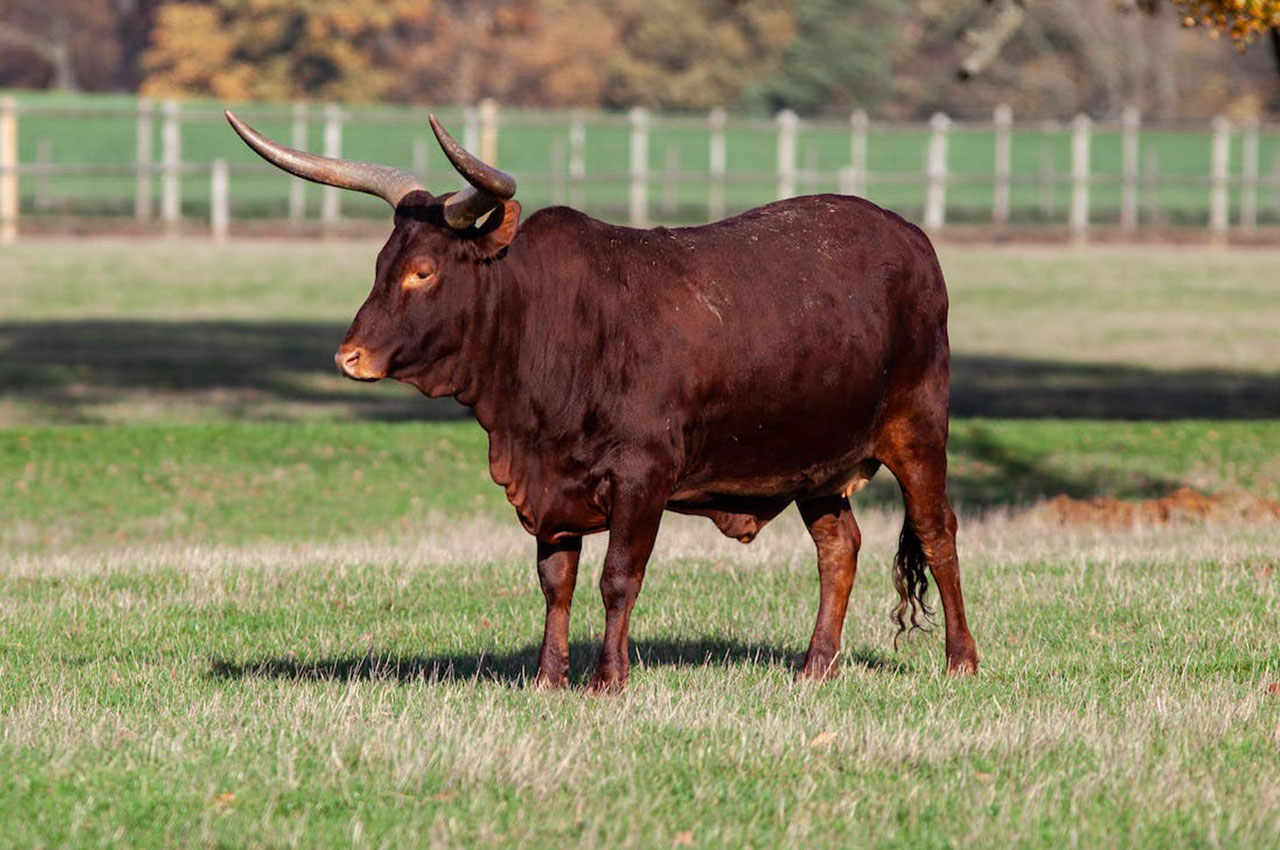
[161,99,182,232]
[135,99,153,221]
[993,104,1012,227]
[322,103,342,233]
[1240,117,1259,233]
[0,95,17,244]
[1121,106,1140,232]
[629,107,649,227]
[1209,115,1230,242]
[708,107,726,221]
[569,109,586,210]
[775,109,797,200]
[924,112,950,230]
[1069,113,1092,243]
[289,102,308,225]
[211,158,229,242]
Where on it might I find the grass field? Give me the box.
[2,240,1279,847]
[8,90,1280,224]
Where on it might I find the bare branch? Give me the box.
[958,0,1027,80]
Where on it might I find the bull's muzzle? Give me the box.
[334,345,383,382]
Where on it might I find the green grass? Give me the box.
[2,239,1279,846]
[8,90,1280,225]
[2,420,1279,848]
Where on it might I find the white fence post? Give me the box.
[661,144,680,217]
[0,95,16,244]
[550,137,566,206]
[322,103,342,233]
[1240,117,1259,233]
[775,109,797,200]
[463,106,479,153]
[1069,113,1091,243]
[135,99,153,221]
[161,99,182,232]
[479,98,499,165]
[1144,149,1160,225]
[629,106,649,227]
[412,136,429,183]
[211,158,229,242]
[924,112,950,230]
[34,138,50,212]
[708,107,726,221]
[289,102,307,225]
[1121,106,1140,232]
[848,109,868,197]
[569,108,586,210]
[1209,115,1230,242]
[993,104,1011,227]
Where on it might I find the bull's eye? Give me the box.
[402,268,437,291]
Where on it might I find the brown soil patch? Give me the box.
[1032,487,1280,529]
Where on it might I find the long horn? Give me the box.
[226,110,424,209]
[429,114,517,229]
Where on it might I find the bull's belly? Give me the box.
[670,455,880,505]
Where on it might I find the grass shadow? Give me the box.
[207,638,907,687]
[3,321,1278,424]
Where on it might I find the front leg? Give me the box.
[587,487,666,695]
[534,537,582,689]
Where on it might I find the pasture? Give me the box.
[2,240,1279,847]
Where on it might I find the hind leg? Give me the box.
[880,422,979,675]
[796,495,860,680]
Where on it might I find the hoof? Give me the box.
[795,653,839,682]
[532,671,568,690]
[947,655,979,676]
[585,675,626,696]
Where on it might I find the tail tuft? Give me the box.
[892,519,935,647]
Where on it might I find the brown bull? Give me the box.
[227,111,978,692]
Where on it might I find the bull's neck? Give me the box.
[447,251,530,434]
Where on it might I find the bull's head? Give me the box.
[225,111,520,388]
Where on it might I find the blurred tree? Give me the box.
[600,0,795,110]
[746,0,902,115]
[947,0,1278,116]
[0,0,124,91]
[141,0,431,101]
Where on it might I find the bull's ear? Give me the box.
[474,200,521,258]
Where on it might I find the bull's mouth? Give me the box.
[334,346,387,382]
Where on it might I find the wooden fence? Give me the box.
[1,94,1279,242]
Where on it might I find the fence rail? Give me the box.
[1,94,1280,242]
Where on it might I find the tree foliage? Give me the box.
[746,0,902,114]
[1150,0,1280,46]
[141,0,431,101]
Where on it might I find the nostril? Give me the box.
[335,348,361,374]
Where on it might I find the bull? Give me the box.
[226,110,978,692]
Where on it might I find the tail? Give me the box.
[892,518,935,647]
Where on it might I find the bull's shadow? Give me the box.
[4,320,1278,424]
[207,638,907,687]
